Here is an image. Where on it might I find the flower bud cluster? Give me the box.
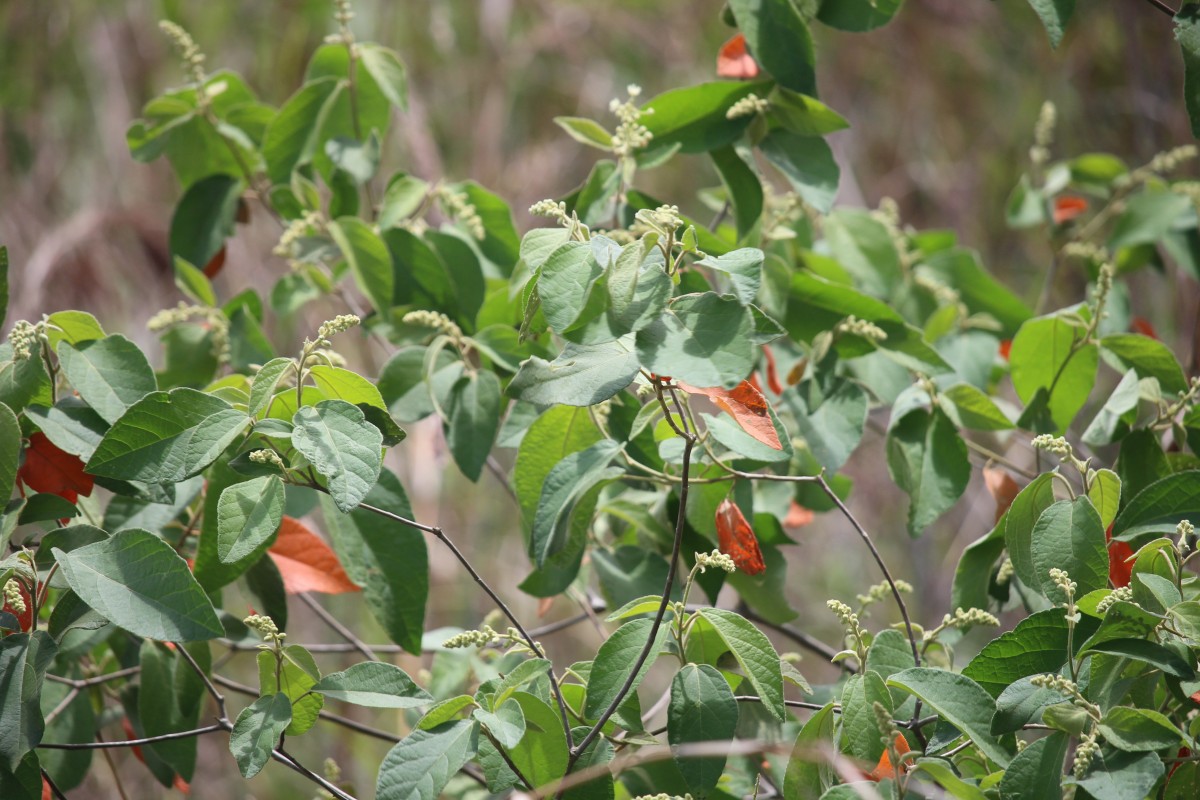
[694,550,737,574]
[437,187,486,240]
[1029,101,1056,169]
[249,450,285,470]
[726,93,769,120]
[856,579,912,610]
[1061,242,1109,263]
[244,613,285,645]
[3,579,26,615]
[914,274,960,306]
[827,599,869,650]
[529,199,569,224]
[632,794,693,800]
[273,211,324,259]
[996,558,1015,584]
[317,314,361,343]
[1126,145,1198,184]
[941,607,1001,630]
[159,21,207,90]
[442,626,499,649]
[402,310,463,341]
[835,316,888,342]
[1095,586,1133,614]
[148,303,230,362]
[610,85,653,158]
[1049,567,1077,598]
[1072,731,1100,778]
[1031,434,1072,457]
[635,204,684,236]
[1178,520,1195,539]
[7,320,43,361]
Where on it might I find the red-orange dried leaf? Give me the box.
[18,432,93,504]
[998,340,1012,361]
[717,33,759,79]
[121,717,146,765]
[677,379,783,450]
[268,516,360,595]
[983,467,1020,523]
[1105,523,1134,589]
[1052,195,1088,225]
[867,734,911,782]
[202,246,226,278]
[747,372,764,393]
[1,580,32,633]
[762,345,783,395]
[783,500,815,529]
[716,499,765,576]
[1131,317,1159,340]
[41,777,51,800]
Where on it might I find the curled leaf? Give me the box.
[18,432,94,503]
[268,516,360,595]
[677,379,782,450]
[716,498,765,576]
[717,32,759,79]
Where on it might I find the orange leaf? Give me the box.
[783,500,814,529]
[202,246,226,279]
[717,32,759,79]
[982,467,1020,523]
[1131,317,1158,340]
[268,517,360,595]
[1052,195,1088,225]
[998,340,1012,362]
[762,346,783,396]
[18,432,93,504]
[1105,523,1134,589]
[41,777,51,800]
[867,734,910,781]
[121,718,146,765]
[677,379,783,450]
[716,499,765,576]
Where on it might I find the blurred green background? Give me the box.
[2,1,1196,797]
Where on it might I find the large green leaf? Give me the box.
[787,376,867,474]
[640,81,769,154]
[0,403,18,509]
[728,0,816,94]
[229,692,291,779]
[1010,314,1097,433]
[996,732,1068,800]
[85,388,249,483]
[818,0,903,32]
[169,174,241,272]
[1003,473,1056,592]
[951,511,1007,612]
[1100,333,1188,394]
[1065,749,1164,800]
[292,399,383,512]
[783,702,836,800]
[584,617,672,720]
[758,131,839,214]
[539,242,604,332]
[636,293,755,389]
[308,365,387,410]
[446,370,502,482]
[23,400,107,461]
[508,692,569,791]
[962,609,1094,698]
[530,440,623,567]
[886,668,1012,767]
[320,469,428,655]
[38,672,95,790]
[607,241,672,334]
[886,407,970,536]
[0,632,55,770]
[359,43,408,109]
[821,209,902,298]
[838,671,893,763]
[922,249,1032,338]
[710,146,763,240]
[328,217,394,315]
[52,528,223,642]
[314,662,432,709]
[57,335,157,426]
[1030,497,1108,602]
[256,646,322,736]
[695,608,784,720]
[376,720,478,800]
[217,475,285,564]
[1099,707,1186,752]
[694,249,764,306]
[668,664,738,798]
[509,336,640,407]
[1112,470,1200,539]
[138,640,207,780]
[262,76,343,183]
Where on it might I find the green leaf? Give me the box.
[1099,706,1185,751]
[962,609,1091,698]
[56,335,157,429]
[249,357,297,419]
[941,383,1014,431]
[640,81,770,154]
[554,117,613,150]
[0,345,53,413]
[320,469,427,655]
[262,76,343,183]
[38,672,96,789]
[0,403,18,509]
[539,242,604,333]
[1088,468,1122,530]
[509,336,640,407]
[474,699,526,750]
[229,692,291,779]
[52,529,223,641]
[822,209,903,298]
[839,671,893,763]
[217,475,285,564]
[1108,191,1193,250]
[137,641,207,780]
[1112,470,1200,539]
[0,632,55,770]
[758,131,839,214]
[359,43,408,109]
[922,249,1032,338]
[637,293,755,389]
[328,217,394,315]
[767,88,850,135]
[886,407,970,536]
[783,702,836,800]
[669,664,738,798]
[1100,333,1188,394]
[308,365,387,411]
[530,440,623,567]
[710,146,763,241]
[456,181,520,274]
[446,370,502,482]
[887,669,1012,766]
[786,376,868,474]
[313,662,432,708]
[85,388,249,484]
[1066,749,1164,800]
[1083,638,1196,678]
[172,256,217,307]
[1004,473,1057,592]
[695,608,785,720]
[376,720,478,800]
[508,692,569,790]
[378,174,430,230]
[1010,314,1097,433]
[1179,7,1200,138]
[694,249,764,306]
[584,617,672,720]
[996,732,1068,800]
[257,646,323,736]
[514,406,601,526]
[292,400,383,513]
[169,173,241,273]
[1024,0,1075,48]
[952,512,1007,612]
[728,0,816,95]
[24,401,107,462]
[1030,498,1108,603]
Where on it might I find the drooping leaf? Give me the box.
[1009,314,1098,433]
[758,131,839,214]
[727,0,816,95]
[56,335,157,426]
[328,217,394,316]
[678,380,781,450]
[509,337,640,407]
[291,399,383,512]
[668,664,738,798]
[217,475,285,564]
[446,370,502,482]
[268,516,359,595]
[695,608,784,720]
[314,662,432,709]
[0,632,55,770]
[376,720,478,800]
[886,668,1012,767]
[531,440,623,567]
[886,407,970,536]
[1024,0,1076,48]
[229,693,291,779]
[1029,497,1108,602]
[584,617,672,720]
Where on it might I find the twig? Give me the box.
[354,499,577,754]
[46,666,141,689]
[298,592,378,661]
[211,674,401,743]
[738,607,853,669]
[41,770,68,800]
[568,430,696,765]
[43,687,81,727]
[37,724,225,750]
[95,730,131,800]
[175,643,227,719]
[275,747,358,800]
[1139,0,1177,17]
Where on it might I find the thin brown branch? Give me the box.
[298,592,378,661]
[211,674,401,743]
[738,607,853,669]
[37,723,225,750]
[1139,0,1177,17]
[45,666,141,689]
[275,747,359,800]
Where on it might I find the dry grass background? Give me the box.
[1,1,1197,796]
